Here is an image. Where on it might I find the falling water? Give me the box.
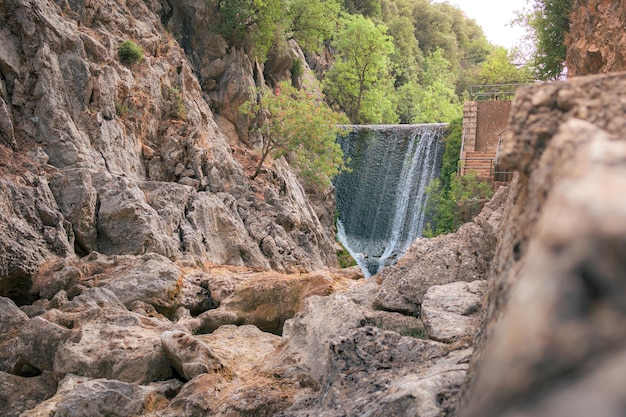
[335,124,446,277]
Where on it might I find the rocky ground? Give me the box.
[1,0,626,416]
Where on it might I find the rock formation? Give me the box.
[566,0,626,76]
[0,0,338,307]
[458,71,626,417]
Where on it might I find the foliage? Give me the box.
[168,87,186,120]
[216,0,286,62]
[291,58,304,77]
[440,118,463,192]
[423,119,494,237]
[341,0,382,18]
[423,172,493,237]
[118,40,143,65]
[115,101,129,117]
[323,15,398,124]
[240,81,349,188]
[336,242,357,268]
[516,0,573,80]
[475,47,533,84]
[412,50,462,123]
[287,0,341,53]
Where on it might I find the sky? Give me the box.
[433,0,528,50]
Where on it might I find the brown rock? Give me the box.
[461,74,626,417]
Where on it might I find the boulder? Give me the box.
[53,307,177,384]
[284,326,472,417]
[49,168,98,255]
[0,297,30,373]
[17,316,73,372]
[160,330,233,381]
[92,173,180,258]
[421,280,486,343]
[196,271,339,334]
[21,374,182,417]
[461,74,626,417]
[0,176,73,304]
[0,371,57,417]
[197,325,282,375]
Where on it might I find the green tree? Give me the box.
[474,47,533,84]
[287,0,341,53]
[216,0,286,62]
[423,119,493,236]
[323,15,398,124]
[516,0,573,80]
[413,49,461,123]
[240,81,349,188]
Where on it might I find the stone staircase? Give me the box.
[461,151,496,178]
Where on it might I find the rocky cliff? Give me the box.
[0,0,339,307]
[566,0,626,75]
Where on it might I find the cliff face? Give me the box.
[0,0,337,303]
[566,0,626,75]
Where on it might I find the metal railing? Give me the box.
[468,84,527,101]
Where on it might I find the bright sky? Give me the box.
[434,0,528,50]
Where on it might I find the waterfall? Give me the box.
[335,124,446,277]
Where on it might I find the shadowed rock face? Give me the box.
[459,73,626,417]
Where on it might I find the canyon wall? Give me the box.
[0,0,338,305]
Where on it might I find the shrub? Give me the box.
[118,40,144,65]
[168,87,186,120]
[115,101,129,117]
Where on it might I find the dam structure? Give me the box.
[335,124,446,277]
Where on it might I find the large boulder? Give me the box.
[0,175,73,304]
[21,374,182,417]
[460,73,626,417]
[196,271,345,334]
[160,330,234,381]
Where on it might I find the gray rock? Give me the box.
[17,316,73,372]
[160,330,233,381]
[53,307,176,383]
[461,74,626,417]
[21,373,182,417]
[0,176,73,304]
[422,280,486,343]
[92,173,180,258]
[49,168,98,254]
[0,297,30,373]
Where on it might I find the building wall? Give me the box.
[476,101,511,152]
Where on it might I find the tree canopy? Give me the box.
[240,82,349,188]
[213,0,536,124]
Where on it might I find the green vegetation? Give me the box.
[423,119,494,237]
[240,81,349,188]
[323,14,398,124]
[118,40,144,65]
[168,87,187,120]
[115,101,129,117]
[209,0,533,125]
[516,0,574,80]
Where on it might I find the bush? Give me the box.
[168,87,186,120]
[118,40,144,65]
